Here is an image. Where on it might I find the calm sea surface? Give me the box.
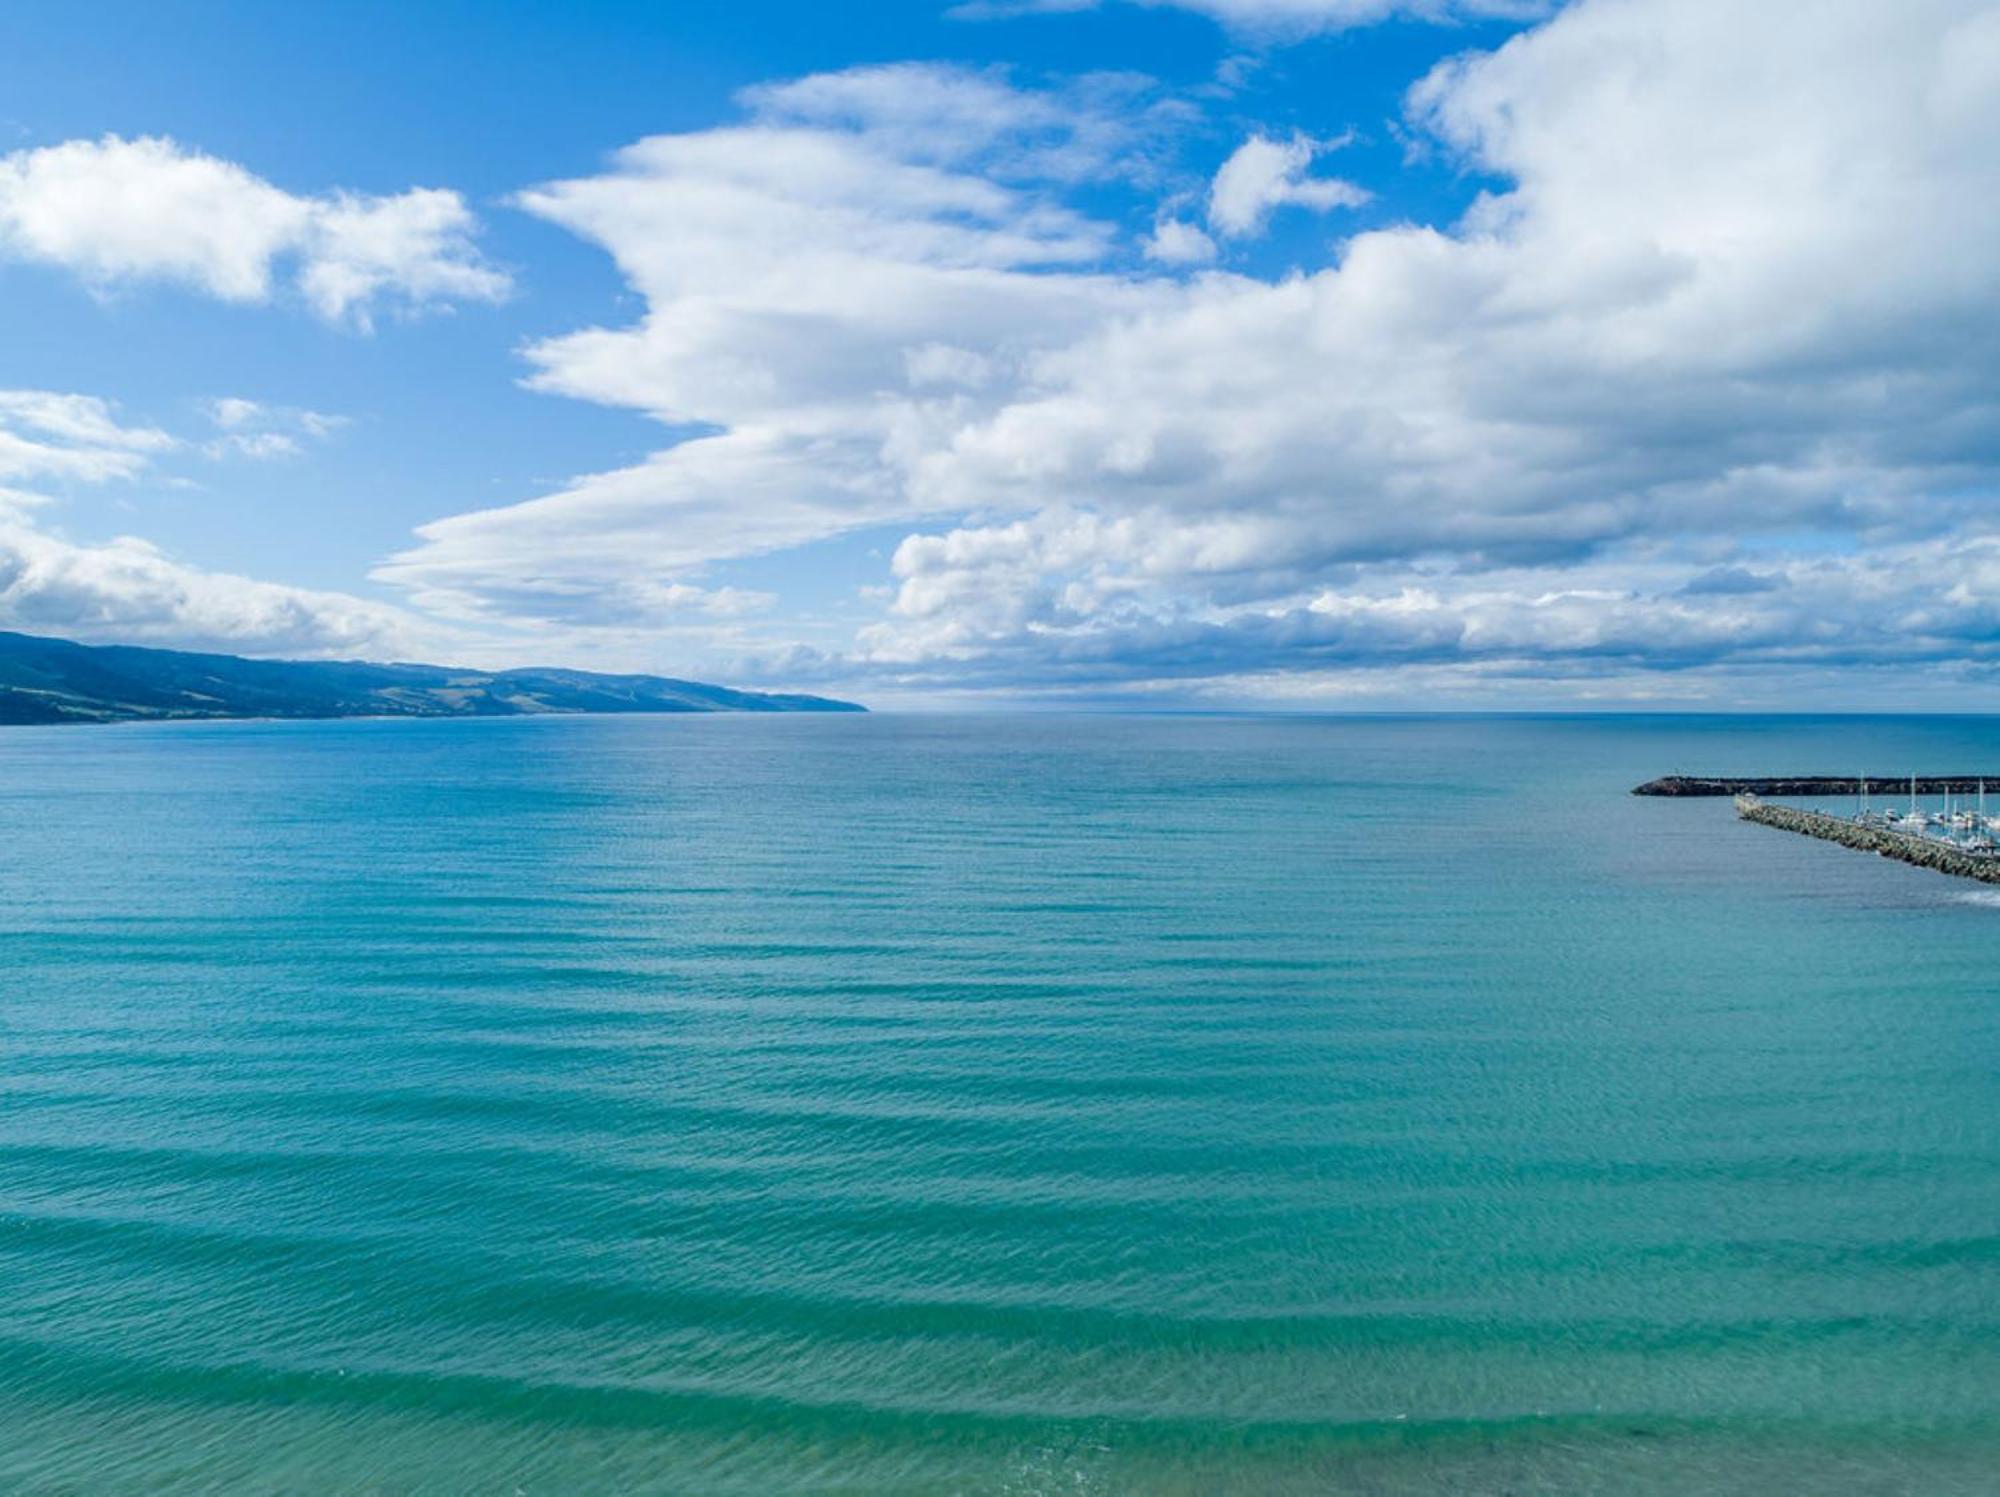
[0,714,1995,1493]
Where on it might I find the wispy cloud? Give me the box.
[949,0,1552,38]
[200,397,347,461]
[0,390,176,486]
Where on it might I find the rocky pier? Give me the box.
[1634,775,2000,798]
[1733,796,2000,885]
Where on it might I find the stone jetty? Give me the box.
[1634,775,2000,798]
[1733,796,2000,885]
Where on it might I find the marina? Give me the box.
[1727,776,2000,883]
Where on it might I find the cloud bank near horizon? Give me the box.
[3,0,1996,706]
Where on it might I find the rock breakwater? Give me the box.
[1636,775,2000,798]
[1734,796,2000,885]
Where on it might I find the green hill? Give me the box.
[0,630,864,724]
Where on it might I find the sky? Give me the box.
[1,0,1997,709]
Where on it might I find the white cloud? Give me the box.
[839,515,2000,700]
[206,397,264,431]
[382,2,2000,700]
[297,187,512,326]
[378,64,1175,620]
[200,397,346,461]
[380,429,922,626]
[216,432,302,461]
[848,0,2000,690]
[0,390,175,485]
[0,521,419,658]
[0,135,509,328]
[1144,0,1550,32]
[1206,133,1369,237]
[1143,217,1218,263]
[740,62,1184,184]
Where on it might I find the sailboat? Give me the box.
[1970,779,2000,853]
[1891,774,1930,835]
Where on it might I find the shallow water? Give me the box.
[0,714,1995,1492]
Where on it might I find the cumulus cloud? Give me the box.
[1143,217,1218,263]
[382,1,2000,700]
[853,0,2000,689]
[1206,133,1369,236]
[0,522,419,658]
[0,135,509,328]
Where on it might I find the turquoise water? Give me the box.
[0,714,1995,1493]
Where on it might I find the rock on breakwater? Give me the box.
[1734,796,2000,885]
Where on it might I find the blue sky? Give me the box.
[2,0,1997,707]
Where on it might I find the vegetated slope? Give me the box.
[0,630,864,723]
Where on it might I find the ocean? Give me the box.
[0,713,1994,1493]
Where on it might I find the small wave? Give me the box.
[1950,890,2000,908]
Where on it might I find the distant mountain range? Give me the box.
[0,630,864,724]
